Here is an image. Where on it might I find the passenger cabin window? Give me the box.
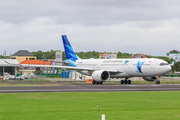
[159,63,169,66]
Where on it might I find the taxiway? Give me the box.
[0,84,180,93]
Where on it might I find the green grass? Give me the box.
[0,92,180,120]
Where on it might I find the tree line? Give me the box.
[31,50,133,60]
[31,50,173,63]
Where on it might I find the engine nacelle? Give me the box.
[92,70,110,82]
[143,77,157,81]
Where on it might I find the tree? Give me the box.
[32,50,57,60]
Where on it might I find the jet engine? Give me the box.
[92,70,110,82]
[143,77,157,81]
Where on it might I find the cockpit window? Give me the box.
[159,63,169,66]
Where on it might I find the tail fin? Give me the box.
[62,35,80,62]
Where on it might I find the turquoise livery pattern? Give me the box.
[62,35,78,66]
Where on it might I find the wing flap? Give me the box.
[5,60,122,73]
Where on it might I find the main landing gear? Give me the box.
[92,80,103,85]
[121,79,131,84]
[156,80,160,84]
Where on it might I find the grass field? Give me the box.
[0,92,180,120]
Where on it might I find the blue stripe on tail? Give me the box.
[62,35,78,63]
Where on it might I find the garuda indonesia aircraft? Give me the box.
[12,35,171,84]
[61,35,171,84]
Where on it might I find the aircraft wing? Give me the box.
[5,61,122,73]
[21,64,94,71]
[21,64,123,72]
[4,60,93,71]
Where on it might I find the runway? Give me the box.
[0,84,180,93]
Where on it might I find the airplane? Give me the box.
[61,35,171,84]
[6,35,172,84]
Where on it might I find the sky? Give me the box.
[1,0,180,56]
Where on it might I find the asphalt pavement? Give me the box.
[0,84,180,93]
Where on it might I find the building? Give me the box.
[166,50,180,62]
[0,59,19,76]
[99,53,117,59]
[55,51,62,66]
[11,50,36,63]
[20,60,51,65]
[131,53,147,58]
[20,60,52,74]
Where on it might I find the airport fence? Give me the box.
[16,71,73,78]
[16,73,62,78]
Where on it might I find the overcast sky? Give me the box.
[1,0,180,56]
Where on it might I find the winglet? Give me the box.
[170,61,174,66]
[4,60,10,64]
[4,60,19,66]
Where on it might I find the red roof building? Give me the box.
[20,60,52,65]
[48,59,55,64]
[131,53,147,58]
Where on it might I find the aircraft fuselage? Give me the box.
[75,58,171,78]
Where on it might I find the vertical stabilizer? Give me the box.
[62,35,79,62]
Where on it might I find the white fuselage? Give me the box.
[75,58,171,78]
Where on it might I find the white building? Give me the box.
[0,59,19,76]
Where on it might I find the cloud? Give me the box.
[0,0,180,56]
[1,0,180,25]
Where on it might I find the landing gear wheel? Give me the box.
[124,80,128,84]
[121,80,124,84]
[92,80,96,85]
[100,82,103,84]
[96,82,99,84]
[156,81,160,84]
[127,80,131,84]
